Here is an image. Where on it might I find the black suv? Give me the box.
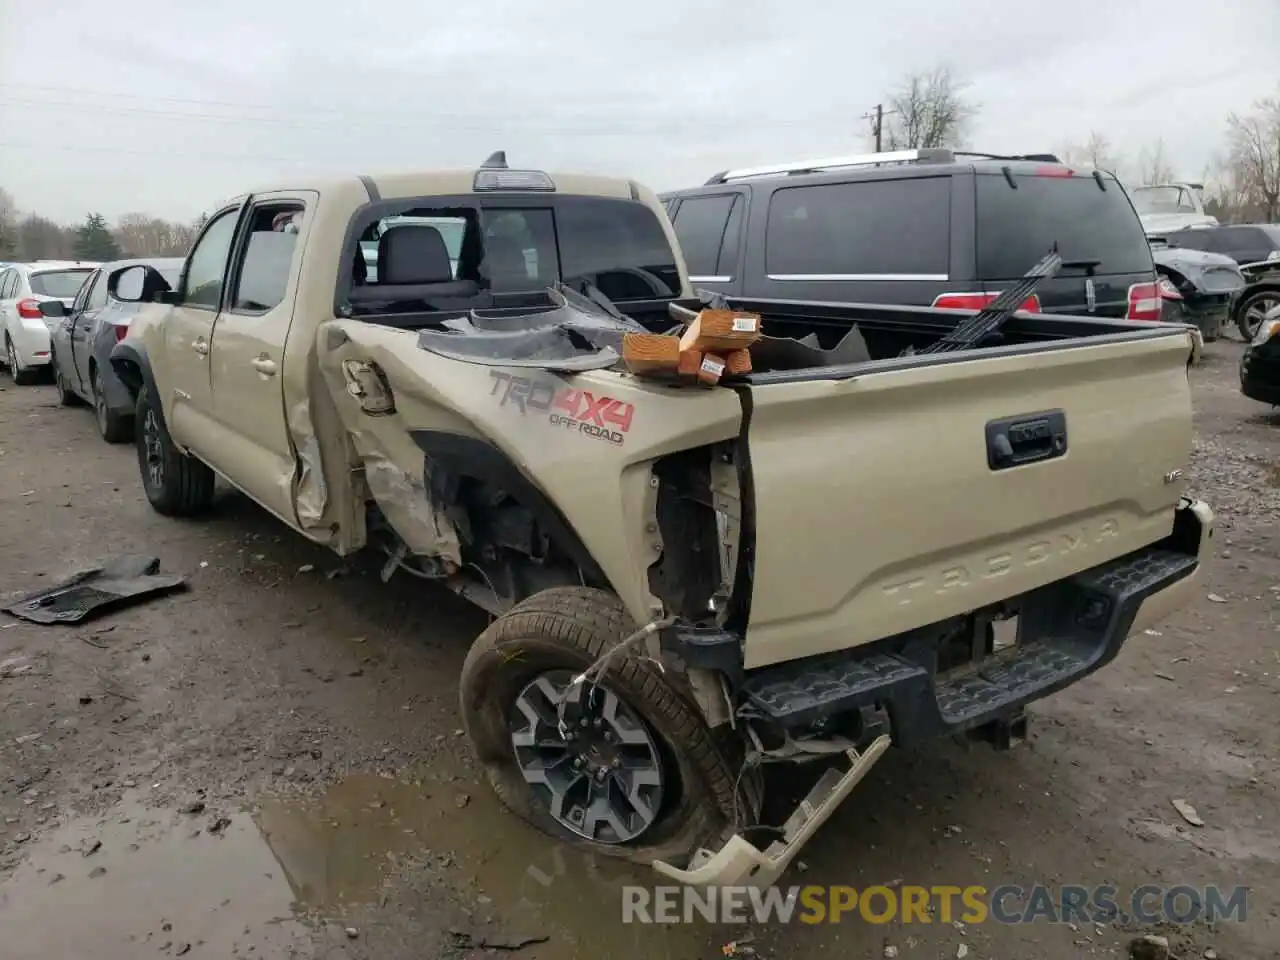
[660,148,1161,320]
[1164,224,1280,267]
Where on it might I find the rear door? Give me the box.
[974,172,1155,317]
[668,191,747,294]
[205,192,312,525]
[748,175,955,305]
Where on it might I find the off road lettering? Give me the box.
[552,388,635,433]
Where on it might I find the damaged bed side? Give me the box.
[307,310,746,627]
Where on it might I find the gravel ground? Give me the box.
[1,339,1277,960]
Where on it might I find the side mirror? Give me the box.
[109,264,173,304]
[38,300,67,319]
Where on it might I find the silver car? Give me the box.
[47,258,183,442]
[0,261,98,384]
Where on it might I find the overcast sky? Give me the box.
[1,0,1277,224]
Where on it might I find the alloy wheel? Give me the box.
[1244,294,1279,341]
[142,408,165,489]
[508,669,664,844]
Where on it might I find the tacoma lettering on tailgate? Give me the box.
[882,518,1121,605]
[488,370,633,446]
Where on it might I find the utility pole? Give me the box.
[862,104,896,152]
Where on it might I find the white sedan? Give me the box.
[0,261,98,384]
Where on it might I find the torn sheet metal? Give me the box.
[4,556,186,625]
[363,456,462,563]
[414,285,645,372]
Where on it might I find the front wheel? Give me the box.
[1236,289,1280,343]
[135,384,215,516]
[459,587,741,865]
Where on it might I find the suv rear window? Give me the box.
[766,177,951,278]
[976,175,1152,279]
[29,269,93,298]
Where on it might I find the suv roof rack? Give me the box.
[704,147,954,185]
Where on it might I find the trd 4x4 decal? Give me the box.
[488,371,634,446]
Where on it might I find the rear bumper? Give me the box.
[655,498,1213,888]
[11,323,52,367]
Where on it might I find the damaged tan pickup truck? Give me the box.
[108,153,1214,887]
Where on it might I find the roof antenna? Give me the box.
[481,151,508,170]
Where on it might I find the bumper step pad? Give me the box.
[741,544,1198,744]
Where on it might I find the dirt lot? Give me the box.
[1,339,1277,960]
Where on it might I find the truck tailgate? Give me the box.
[740,333,1196,669]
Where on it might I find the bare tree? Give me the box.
[1136,138,1176,186]
[16,214,74,260]
[881,67,978,151]
[1058,130,1126,178]
[114,213,197,257]
[0,188,16,257]
[1224,92,1280,221]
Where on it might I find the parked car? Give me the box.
[106,153,1210,887]
[1240,301,1280,407]
[659,148,1166,322]
[44,257,183,441]
[1163,223,1280,268]
[1129,182,1218,235]
[0,260,98,384]
[1148,241,1247,341]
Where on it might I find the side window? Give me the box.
[229,203,304,313]
[766,178,951,278]
[1169,230,1209,252]
[86,270,109,310]
[183,209,241,309]
[71,271,97,312]
[717,196,745,279]
[671,195,736,278]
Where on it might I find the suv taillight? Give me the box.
[1126,281,1162,321]
[932,292,1041,313]
[16,298,43,320]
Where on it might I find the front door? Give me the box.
[205,193,313,525]
[72,269,110,390]
[161,206,244,453]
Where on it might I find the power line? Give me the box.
[0,139,317,166]
[0,85,828,134]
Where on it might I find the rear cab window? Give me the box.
[343,195,681,315]
[765,177,951,278]
[29,269,94,299]
[975,173,1153,279]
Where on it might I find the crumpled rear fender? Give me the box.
[313,319,743,624]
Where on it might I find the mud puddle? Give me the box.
[1,777,735,959]
[0,796,311,959]
[255,773,729,958]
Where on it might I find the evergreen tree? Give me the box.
[73,212,121,261]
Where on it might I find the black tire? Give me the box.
[93,366,132,444]
[54,360,82,407]
[6,337,37,386]
[1235,289,1280,343]
[135,383,215,516]
[460,587,743,866]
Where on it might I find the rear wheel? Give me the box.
[135,384,215,516]
[6,337,37,386]
[54,360,82,407]
[459,587,741,865]
[1236,289,1280,342]
[93,367,132,444]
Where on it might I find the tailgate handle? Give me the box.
[986,410,1067,470]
